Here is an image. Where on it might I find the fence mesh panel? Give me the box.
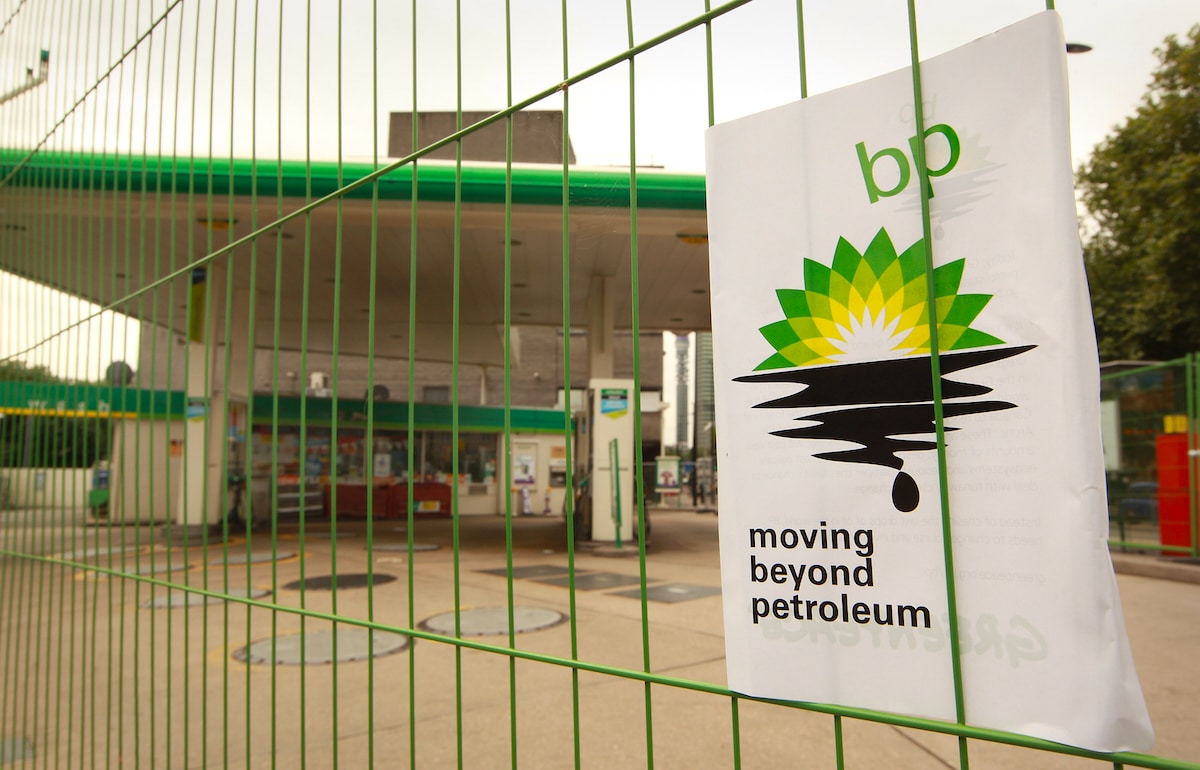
[0,1,1197,768]
[1102,359,1199,558]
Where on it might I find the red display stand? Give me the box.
[1155,433,1195,556]
[323,482,452,519]
[389,483,452,518]
[323,484,390,518]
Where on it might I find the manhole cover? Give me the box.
[208,551,296,566]
[155,535,244,547]
[366,543,438,552]
[142,587,272,608]
[0,736,34,762]
[420,606,566,636]
[84,561,192,579]
[283,573,396,591]
[55,546,143,562]
[233,627,410,665]
[126,561,193,576]
[534,572,647,591]
[478,564,577,579]
[612,583,721,603]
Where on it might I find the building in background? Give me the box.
[136,322,664,465]
[674,334,690,451]
[693,331,714,457]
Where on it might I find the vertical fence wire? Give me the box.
[1187,354,1196,557]
[905,2,971,768]
[621,3,656,766]
[406,1,421,766]
[558,5,583,768]
[329,1,345,762]
[269,3,286,760]
[452,5,466,767]
[299,3,315,764]
[503,2,519,766]
[10,170,24,765]
[244,4,261,765]
[31,13,47,751]
[365,2,381,766]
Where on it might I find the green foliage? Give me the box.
[1078,25,1200,361]
[0,359,59,383]
[0,412,110,467]
[0,414,110,468]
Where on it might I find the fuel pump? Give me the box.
[575,378,636,545]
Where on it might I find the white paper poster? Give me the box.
[705,12,1152,752]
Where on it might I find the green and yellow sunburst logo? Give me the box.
[754,228,1004,370]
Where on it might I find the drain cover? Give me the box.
[208,551,296,566]
[233,627,410,665]
[420,606,566,636]
[283,573,396,591]
[142,587,271,608]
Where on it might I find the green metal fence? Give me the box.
[1103,358,1200,559]
[1,1,1198,768]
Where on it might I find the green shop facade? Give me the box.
[0,381,570,522]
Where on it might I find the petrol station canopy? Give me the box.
[0,146,711,368]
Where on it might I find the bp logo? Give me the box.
[736,227,1033,512]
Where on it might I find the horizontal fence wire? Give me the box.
[0,1,1197,769]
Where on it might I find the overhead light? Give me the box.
[512,282,528,289]
[676,233,708,245]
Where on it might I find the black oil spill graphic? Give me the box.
[734,345,1035,512]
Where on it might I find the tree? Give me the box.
[0,359,58,383]
[0,359,110,468]
[1078,25,1200,361]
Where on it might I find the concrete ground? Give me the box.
[0,506,1198,768]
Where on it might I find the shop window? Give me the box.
[423,385,450,404]
[424,431,497,484]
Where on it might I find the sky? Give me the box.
[0,0,1196,393]
[3,0,1194,169]
[0,271,140,382]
